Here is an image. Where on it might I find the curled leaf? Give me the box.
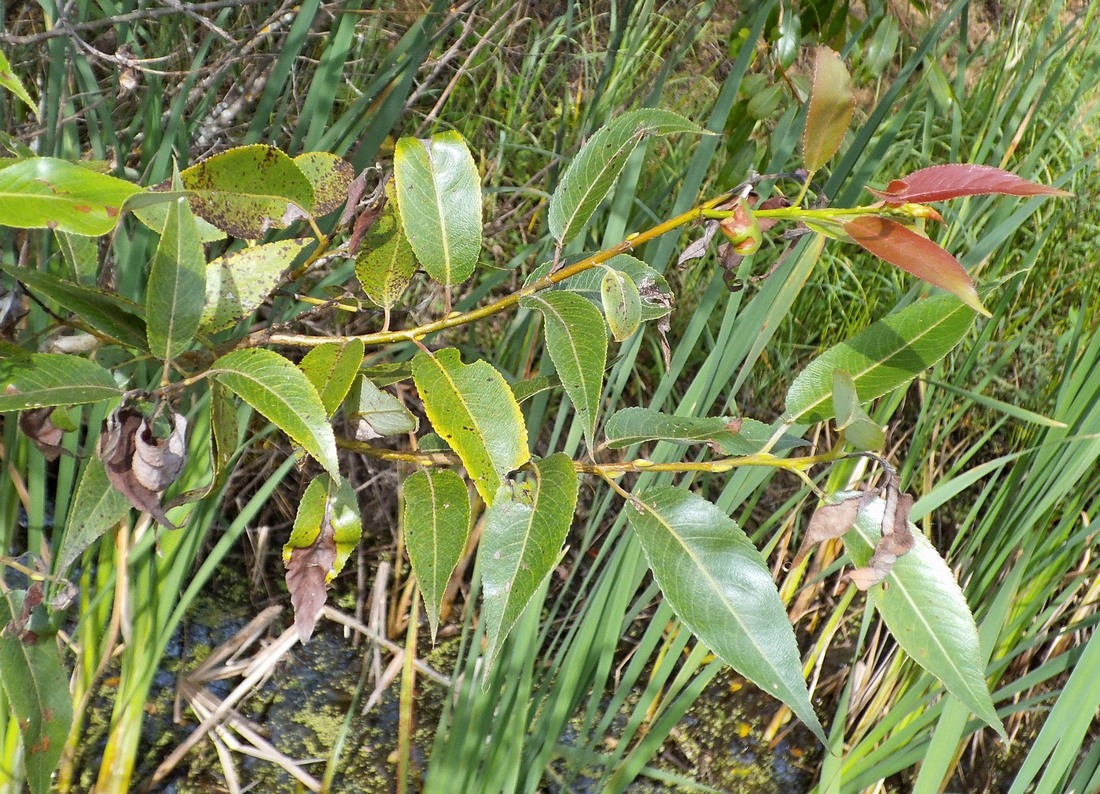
[792,490,875,568]
[867,164,1071,205]
[848,485,915,589]
[97,405,187,529]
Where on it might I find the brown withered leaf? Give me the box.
[97,406,184,529]
[848,486,915,590]
[132,413,187,492]
[792,490,877,568]
[19,407,67,461]
[677,220,720,268]
[338,168,370,227]
[284,505,337,642]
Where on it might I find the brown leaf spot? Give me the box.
[97,406,183,529]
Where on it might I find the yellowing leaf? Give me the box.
[803,46,854,173]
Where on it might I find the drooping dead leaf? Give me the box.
[132,413,188,492]
[284,503,337,642]
[792,490,876,567]
[98,405,186,529]
[848,486,915,590]
[677,220,720,267]
[19,407,66,461]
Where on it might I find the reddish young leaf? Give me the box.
[803,46,855,173]
[867,164,1071,205]
[843,216,989,316]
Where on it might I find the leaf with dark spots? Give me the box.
[293,152,355,216]
[19,407,67,461]
[180,144,315,239]
[97,406,185,529]
[843,216,989,316]
[867,164,1071,205]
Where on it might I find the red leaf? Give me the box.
[843,216,989,316]
[868,164,1071,205]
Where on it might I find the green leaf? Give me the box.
[511,373,560,405]
[0,158,139,235]
[403,469,471,642]
[783,294,976,423]
[0,262,148,350]
[411,348,529,504]
[554,253,673,322]
[0,49,38,117]
[210,380,239,491]
[356,202,417,309]
[393,131,482,286]
[54,230,98,284]
[200,239,312,333]
[600,267,642,342]
[349,376,418,439]
[0,593,72,794]
[480,454,578,672]
[210,349,340,481]
[360,361,412,388]
[626,486,827,743]
[146,196,206,361]
[130,190,227,242]
[293,152,355,215]
[54,455,131,577]
[832,370,885,451]
[0,348,121,411]
[845,496,1005,737]
[298,340,365,417]
[181,144,314,239]
[548,109,705,245]
[603,408,776,456]
[520,291,607,452]
[803,46,854,173]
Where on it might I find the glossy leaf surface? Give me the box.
[626,486,826,743]
[412,348,529,504]
[844,216,988,315]
[784,294,976,423]
[549,109,704,244]
[210,349,340,480]
[393,131,482,286]
[200,239,312,332]
[146,197,206,360]
[180,144,314,239]
[845,496,1005,737]
[350,377,417,439]
[480,454,578,672]
[403,469,471,641]
[0,158,139,235]
[520,291,606,451]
